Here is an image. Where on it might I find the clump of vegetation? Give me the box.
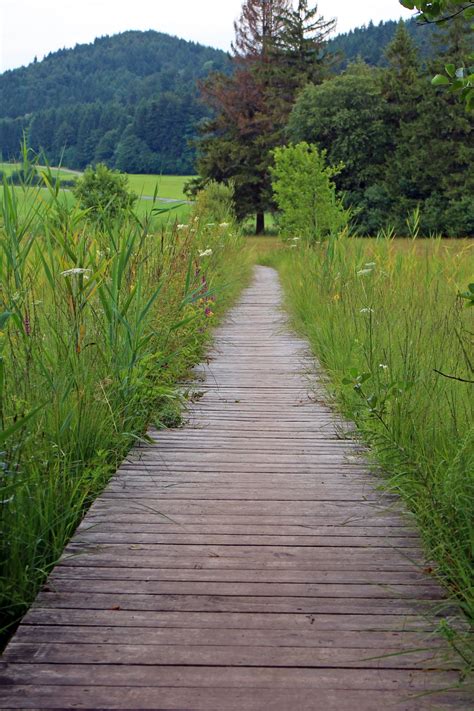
[0,169,250,642]
[271,142,349,244]
[73,163,136,223]
[193,180,236,224]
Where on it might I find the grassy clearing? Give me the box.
[0,164,192,201]
[261,236,474,625]
[0,183,193,228]
[127,174,194,200]
[0,177,251,644]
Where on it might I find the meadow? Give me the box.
[0,165,194,228]
[0,173,250,642]
[260,235,474,624]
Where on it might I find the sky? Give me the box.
[0,0,414,73]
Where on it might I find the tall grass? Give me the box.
[263,236,474,622]
[0,167,250,641]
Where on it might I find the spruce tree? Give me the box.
[275,1,336,85]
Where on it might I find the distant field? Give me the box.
[0,162,80,181]
[126,174,194,200]
[0,164,194,226]
[0,163,192,201]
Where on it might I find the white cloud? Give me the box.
[0,0,414,72]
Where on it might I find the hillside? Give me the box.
[0,20,438,175]
[0,31,229,174]
[327,17,437,68]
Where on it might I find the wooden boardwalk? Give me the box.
[0,266,470,710]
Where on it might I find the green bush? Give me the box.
[193,180,236,223]
[271,142,349,243]
[73,163,137,223]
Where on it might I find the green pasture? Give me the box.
[126,173,194,200]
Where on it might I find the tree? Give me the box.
[287,62,392,233]
[232,0,292,59]
[271,142,348,243]
[197,0,335,233]
[383,17,474,234]
[400,1,474,107]
[275,0,336,84]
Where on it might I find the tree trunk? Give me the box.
[256,211,265,235]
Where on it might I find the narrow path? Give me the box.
[0,267,469,710]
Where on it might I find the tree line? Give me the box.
[193,0,472,236]
[0,31,228,174]
[0,19,441,178]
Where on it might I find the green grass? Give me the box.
[0,162,79,181]
[262,236,474,629]
[0,164,194,228]
[0,176,251,645]
[126,174,194,200]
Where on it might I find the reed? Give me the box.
[0,165,250,640]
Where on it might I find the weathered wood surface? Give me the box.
[0,266,470,710]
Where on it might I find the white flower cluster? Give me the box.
[61,268,91,278]
[199,249,213,258]
[357,262,376,276]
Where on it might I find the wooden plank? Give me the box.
[31,591,450,615]
[21,608,461,633]
[42,579,442,600]
[4,642,456,670]
[50,566,433,585]
[0,685,470,710]
[10,625,449,651]
[0,664,463,691]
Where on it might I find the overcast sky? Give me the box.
[0,0,414,73]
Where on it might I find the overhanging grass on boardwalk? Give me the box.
[262,237,474,624]
[0,182,251,643]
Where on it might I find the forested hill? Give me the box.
[0,31,229,173]
[327,17,436,68]
[0,20,436,175]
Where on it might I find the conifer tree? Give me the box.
[275,1,336,84]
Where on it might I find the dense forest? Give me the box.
[0,31,229,173]
[329,17,437,68]
[0,19,438,176]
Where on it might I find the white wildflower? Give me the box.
[379,364,389,370]
[360,308,374,314]
[198,249,213,258]
[61,268,91,278]
[219,222,230,228]
[176,224,187,231]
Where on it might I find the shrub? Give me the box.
[73,163,137,223]
[271,142,349,243]
[193,180,236,223]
